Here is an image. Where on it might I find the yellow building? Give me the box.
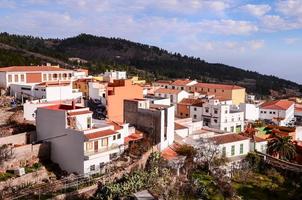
[130,76,146,85]
[73,78,93,97]
[188,83,246,105]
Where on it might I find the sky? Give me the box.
[0,0,302,83]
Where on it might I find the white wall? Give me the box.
[260,104,294,126]
[219,139,250,158]
[0,72,7,88]
[239,103,259,121]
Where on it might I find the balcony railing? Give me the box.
[84,144,123,159]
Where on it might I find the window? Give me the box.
[186,114,188,117]
[214,89,217,93]
[8,75,12,82]
[180,113,183,116]
[222,147,226,157]
[90,165,95,171]
[194,107,197,111]
[214,119,218,123]
[43,74,47,81]
[225,119,227,123]
[170,95,173,100]
[232,118,234,122]
[14,75,19,82]
[20,74,25,82]
[165,85,168,89]
[87,117,92,129]
[53,73,58,79]
[205,108,209,113]
[214,109,218,114]
[194,114,197,119]
[240,144,244,154]
[86,142,93,151]
[58,73,62,79]
[231,126,234,132]
[224,127,227,131]
[181,87,184,90]
[231,145,235,156]
[35,88,39,91]
[117,133,121,139]
[261,111,263,113]
[48,74,52,80]
[21,87,31,91]
[113,135,116,140]
[69,73,72,78]
[264,111,267,114]
[63,73,67,79]
[101,138,108,146]
[222,90,224,92]
[172,86,175,89]
[225,110,228,114]
[270,111,272,114]
[273,112,276,114]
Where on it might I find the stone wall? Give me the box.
[0,168,49,191]
[0,131,36,146]
[0,142,50,172]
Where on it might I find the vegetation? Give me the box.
[0,32,301,96]
[267,135,297,161]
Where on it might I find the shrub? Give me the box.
[265,168,285,185]
[176,144,196,158]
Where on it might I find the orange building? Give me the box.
[106,79,143,123]
[176,98,204,118]
[73,78,94,97]
[188,83,246,105]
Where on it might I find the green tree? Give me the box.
[267,135,296,161]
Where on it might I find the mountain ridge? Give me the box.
[0,32,300,97]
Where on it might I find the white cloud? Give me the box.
[199,19,258,35]
[241,4,271,17]
[247,40,264,50]
[276,0,302,18]
[284,37,300,44]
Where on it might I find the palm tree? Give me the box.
[267,135,296,161]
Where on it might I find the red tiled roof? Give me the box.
[171,79,193,86]
[43,104,84,111]
[175,123,187,130]
[193,82,244,90]
[211,134,249,145]
[0,66,71,72]
[37,81,71,87]
[161,147,178,160]
[155,88,181,95]
[178,98,204,106]
[124,132,143,143]
[260,100,294,110]
[68,110,92,116]
[85,129,116,139]
[155,80,172,84]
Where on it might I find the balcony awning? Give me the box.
[85,129,116,140]
[124,132,143,143]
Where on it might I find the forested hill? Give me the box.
[0,32,301,97]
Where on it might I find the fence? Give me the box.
[256,151,302,173]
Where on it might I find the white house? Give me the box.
[239,103,260,121]
[154,88,190,113]
[10,81,82,102]
[124,99,175,151]
[88,81,107,104]
[169,79,198,91]
[36,103,134,174]
[0,66,74,89]
[103,70,126,82]
[191,99,244,133]
[259,100,295,126]
[144,95,171,106]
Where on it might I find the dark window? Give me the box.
[90,165,95,171]
[21,87,31,91]
[113,135,116,140]
[117,133,121,139]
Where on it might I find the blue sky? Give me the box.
[0,0,302,83]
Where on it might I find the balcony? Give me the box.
[84,144,124,160]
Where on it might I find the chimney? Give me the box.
[72,99,76,110]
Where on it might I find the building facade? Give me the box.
[36,103,131,174]
[124,99,175,151]
[0,66,74,89]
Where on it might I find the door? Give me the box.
[94,141,98,152]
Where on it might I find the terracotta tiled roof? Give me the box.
[193,82,244,90]
[0,66,71,72]
[155,88,181,95]
[260,100,294,110]
[211,134,249,145]
[171,79,194,86]
[155,80,172,84]
[124,132,143,143]
[68,110,92,116]
[175,123,187,130]
[179,98,205,106]
[85,129,116,139]
[161,147,178,160]
[37,81,71,87]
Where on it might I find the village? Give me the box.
[0,65,302,199]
